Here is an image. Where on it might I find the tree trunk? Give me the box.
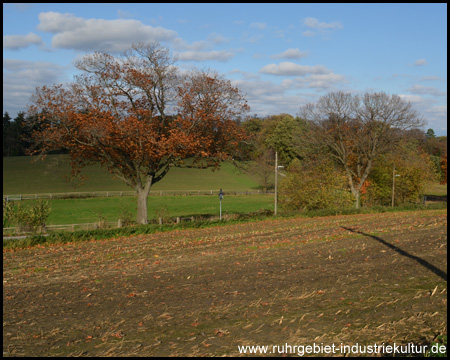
[345,171,361,209]
[136,179,152,225]
[354,190,360,209]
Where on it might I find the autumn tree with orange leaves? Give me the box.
[300,91,424,209]
[27,43,250,224]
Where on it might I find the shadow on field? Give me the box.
[341,227,447,282]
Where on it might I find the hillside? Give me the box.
[3,155,260,195]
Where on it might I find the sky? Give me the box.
[3,3,448,135]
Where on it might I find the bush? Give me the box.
[278,157,354,211]
[4,199,51,234]
[363,143,436,206]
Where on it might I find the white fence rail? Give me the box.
[3,189,272,201]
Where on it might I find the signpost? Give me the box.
[392,163,401,207]
[275,151,278,216]
[274,151,284,216]
[219,188,224,220]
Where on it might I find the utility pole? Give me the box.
[274,151,278,216]
[392,163,395,207]
[392,163,400,207]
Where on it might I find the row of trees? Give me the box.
[238,95,446,210]
[3,112,35,157]
[3,42,447,223]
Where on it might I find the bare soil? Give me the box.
[3,209,447,357]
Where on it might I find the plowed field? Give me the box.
[3,209,447,357]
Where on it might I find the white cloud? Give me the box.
[231,78,315,116]
[302,30,316,37]
[398,94,430,105]
[398,93,446,131]
[407,84,446,97]
[271,48,309,60]
[172,32,229,52]
[172,38,209,52]
[413,58,427,66]
[3,32,43,50]
[3,59,68,115]
[37,11,177,52]
[241,32,263,43]
[117,9,135,19]
[250,22,267,30]
[428,105,447,117]
[260,62,329,76]
[207,32,229,45]
[294,73,347,90]
[176,50,235,62]
[423,105,447,133]
[419,76,442,81]
[302,17,343,38]
[303,17,343,30]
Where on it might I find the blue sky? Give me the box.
[3,3,447,135]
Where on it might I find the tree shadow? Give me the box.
[341,227,447,282]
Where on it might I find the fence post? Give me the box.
[159,217,162,225]
[176,217,180,224]
[118,219,123,228]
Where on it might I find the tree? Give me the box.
[3,112,28,156]
[235,114,308,191]
[27,42,249,224]
[259,114,305,166]
[278,156,354,211]
[440,153,447,185]
[247,148,275,193]
[300,91,424,209]
[362,139,436,206]
[425,128,436,138]
[3,112,14,156]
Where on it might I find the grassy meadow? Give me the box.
[3,155,260,195]
[3,155,274,226]
[13,195,274,226]
[3,155,446,227]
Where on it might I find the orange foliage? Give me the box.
[27,51,249,188]
[26,44,250,224]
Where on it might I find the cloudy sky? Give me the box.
[3,3,447,135]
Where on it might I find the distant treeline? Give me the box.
[3,111,68,157]
[4,110,446,160]
[3,110,448,189]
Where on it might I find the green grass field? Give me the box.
[3,155,260,194]
[3,155,274,226]
[12,195,273,226]
[3,155,446,228]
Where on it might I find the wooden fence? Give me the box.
[2,214,238,237]
[3,189,272,202]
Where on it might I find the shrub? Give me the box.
[4,199,51,234]
[363,143,436,206]
[278,157,354,211]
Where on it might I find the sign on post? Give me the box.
[219,188,224,220]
